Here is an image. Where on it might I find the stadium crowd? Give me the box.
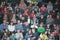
[0,0,60,40]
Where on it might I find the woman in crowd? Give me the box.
[8,21,15,32]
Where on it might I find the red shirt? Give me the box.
[30,13,35,18]
[41,6,46,11]
[23,11,28,16]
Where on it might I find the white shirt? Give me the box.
[8,25,15,32]
[15,33,23,39]
[31,25,38,29]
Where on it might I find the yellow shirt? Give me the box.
[40,34,48,39]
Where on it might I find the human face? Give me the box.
[32,29,35,33]
[17,20,20,24]
[57,15,59,19]
[40,24,43,27]
[10,22,13,25]
[28,38,30,40]
[38,38,41,40]
[6,37,10,40]
[17,30,20,33]
[3,20,7,24]
[28,30,31,34]
[47,24,50,27]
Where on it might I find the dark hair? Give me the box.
[9,21,14,25]
[28,29,31,34]
[11,32,15,35]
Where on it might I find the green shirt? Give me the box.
[10,35,16,40]
[37,27,45,33]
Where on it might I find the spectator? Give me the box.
[31,28,37,40]
[4,29,10,36]
[38,14,46,24]
[15,30,23,40]
[19,0,27,10]
[37,23,45,35]
[3,14,8,21]
[30,10,35,18]
[50,24,55,33]
[2,32,8,40]
[8,21,15,32]
[31,15,38,24]
[52,24,59,36]
[18,14,23,21]
[36,9,42,18]
[3,7,8,14]
[0,19,8,32]
[8,11,14,22]
[10,32,16,40]
[32,4,39,13]
[15,4,20,14]
[55,15,60,25]
[27,4,32,14]
[40,5,47,17]
[52,10,57,18]
[45,23,50,31]
[23,22,29,36]
[11,14,16,23]
[40,32,48,40]
[53,1,59,12]
[25,29,32,40]
[19,15,26,23]
[46,31,51,38]
[23,9,29,16]
[40,5,46,12]
[47,1,53,11]
[46,15,54,25]
[15,20,23,32]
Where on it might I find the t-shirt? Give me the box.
[37,27,45,33]
[8,25,15,32]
